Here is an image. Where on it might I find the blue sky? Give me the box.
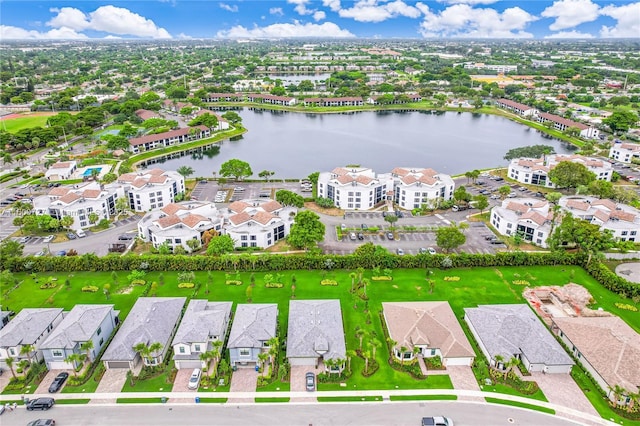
[1,1,638,40]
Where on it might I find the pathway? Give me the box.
[90,369,127,404]
[228,368,257,403]
[289,365,317,402]
[446,366,483,402]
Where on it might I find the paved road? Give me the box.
[0,401,587,426]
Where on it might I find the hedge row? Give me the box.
[584,261,640,298]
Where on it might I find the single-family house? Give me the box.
[172,300,232,369]
[464,304,573,373]
[496,99,538,117]
[227,304,278,368]
[610,142,640,164]
[286,300,346,373]
[102,297,185,371]
[382,302,474,366]
[40,305,119,370]
[45,161,77,181]
[0,308,64,369]
[551,316,640,405]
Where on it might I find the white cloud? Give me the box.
[545,30,595,38]
[269,7,284,16]
[418,4,536,37]
[0,25,87,39]
[44,5,171,39]
[313,10,327,21]
[541,0,599,31]
[339,0,422,23]
[600,2,640,38]
[323,0,341,12]
[177,33,194,39]
[288,0,313,15]
[438,0,499,4]
[47,7,90,30]
[219,3,239,13]
[217,21,355,38]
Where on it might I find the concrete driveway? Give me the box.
[34,369,72,395]
[228,368,257,403]
[446,366,483,402]
[91,368,128,403]
[171,368,197,393]
[528,372,599,418]
[289,365,318,402]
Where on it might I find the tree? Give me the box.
[177,165,195,179]
[199,351,215,376]
[186,238,201,253]
[436,225,466,253]
[102,173,117,184]
[587,180,614,199]
[258,170,275,182]
[0,239,24,263]
[498,185,512,199]
[267,337,279,372]
[133,341,163,366]
[5,356,16,378]
[473,195,489,213]
[65,353,86,376]
[80,340,94,362]
[346,349,357,374]
[20,343,35,366]
[287,211,325,250]
[275,190,304,208]
[548,161,596,190]
[603,109,638,133]
[206,235,235,256]
[60,216,74,229]
[548,213,615,265]
[258,352,270,373]
[504,145,555,161]
[221,111,241,125]
[384,214,398,227]
[219,159,252,181]
[355,326,367,350]
[369,338,382,359]
[88,212,99,226]
[453,186,471,203]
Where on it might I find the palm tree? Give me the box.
[266,337,279,372]
[133,342,151,364]
[258,352,270,374]
[505,356,520,379]
[355,327,367,350]
[80,340,94,363]
[399,346,408,366]
[211,340,223,372]
[346,349,357,374]
[5,356,16,378]
[493,354,504,371]
[149,342,163,365]
[610,384,627,407]
[199,351,214,375]
[370,338,382,360]
[65,353,86,376]
[387,338,397,360]
[177,165,195,179]
[363,349,371,373]
[349,272,357,293]
[20,344,35,366]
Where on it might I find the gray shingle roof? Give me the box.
[286,300,346,361]
[227,304,277,349]
[0,308,63,347]
[464,304,573,366]
[172,300,232,345]
[102,297,185,362]
[40,305,117,350]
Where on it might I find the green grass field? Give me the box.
[121,371,173,392]
[317,395,382,402]
[254,397,290,403]
[485,397,556,415]
[2,114,53,133]
[389,395,458,401]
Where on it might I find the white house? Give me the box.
[537,112,600,139]
[0,308,64,369]
[172,300,232,369]
[128,126,211,154]
[391,167,455,209]
[317,167,393,210]
[45,161,77,181]
[508,154,612,188]
[559,196,640,242]
[496,99,538,117]
[490,198,553,247]
[32,181,124,230]
[117,168,185,213]
[609,142,640,164]
[224,199,296,249]
[137,201,223,252]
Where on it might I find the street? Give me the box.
[0,401,586,426]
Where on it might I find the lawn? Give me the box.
[2,113,55,133]
[121,371,173,393]
[197,397,227,403]
[116,397,164,403]
[55,399,91,404]
[3,265,638,408]
[480,383,548,402]
[255,397,290,403]
[317,396,383,402]
[485,397,556,415]
[256,380,290,392]
[389,395,458,401]
[61,368,102,394]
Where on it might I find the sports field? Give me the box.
[0,111,57,133]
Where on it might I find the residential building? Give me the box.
[40,305,119,370]
[490,198,552,247]
[245,94,296,106]
[317,167,393,210]
[134,109,160,121]
[202,93,244,103]
[391,167,455,209]
[609,142,640,164]
[464,304,573,373]
[0,308,64,369]
[45,161,77,181]
[227,304,278,368]
[172,300,232,369]
[382,302,474,366]
[33,181,123,231]
[195,109,230,131]
[507,155,612,188]
[286,300,346,373]
[559,196,640,242]
[102,297,186,370]
[137,201,223,252]
[225,199,296,249]
[551,316,640,405]
[496,99,538,117]
[128,126,210,154]
[368,94,422,105]
[117,168,185,213]
[537,112,600,139]
[303,97,364,107]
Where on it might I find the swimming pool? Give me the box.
[83,167,102,177]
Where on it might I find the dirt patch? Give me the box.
[303,201,343,217]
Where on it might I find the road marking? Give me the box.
[435,214,451,225]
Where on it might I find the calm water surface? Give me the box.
[142,109,576,178]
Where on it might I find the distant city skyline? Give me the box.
[0,0,638,40]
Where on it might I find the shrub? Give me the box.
[444,276,460,281]
[371,276,392,281]
[39,282,57,289]
[131,279,146,286]
[320,279,338,286]
[82,285,99,292]
[615,303,638,311]
[512,280,530,285]
[265,282,284,288]
[225,280,242,286]
[178,282,195,289]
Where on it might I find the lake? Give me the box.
[141,109,577,179]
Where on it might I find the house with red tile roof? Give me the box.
[117,169,185,212]
[391,167,455,209]
[317,167,394,210]
[128,126,210,154]
[609,142,640,164]
[225,198,297,249]
[44,161,77,181]
[559,196,640,242]
[490,198,553,247]
[508,154,612,188]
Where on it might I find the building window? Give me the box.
[241,235,247,241]
[239,348,250,357]
[194,344,201,352]
[250,235,256,241]
[97,327,102,336]
[179,346,185,354]
[52,349,63,358]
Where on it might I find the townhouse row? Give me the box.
[201,93,423,107]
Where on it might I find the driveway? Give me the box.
[91,368,128,403]
[289,365,318,402]
[34,369,71,395]
[228,368,257,403]
[528,372,599,418]
[447,366,483,402]
[171,368,197,393]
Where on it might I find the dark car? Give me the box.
[357,232,364,240]
[66,232,77,240]
[305,372,315,391]
[118,234,134,241]
[26,397,55,411]
[361,224,368,230]
[27,419,56,426]
[48,372,69,393]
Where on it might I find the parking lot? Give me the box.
[190,180,311,204]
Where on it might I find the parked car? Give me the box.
[75,229,86,238]
[188,368,201,390]
[118,234,134,241]
[48,372,69,393]
[386,232,394,240]
[396,248,405,255]
[55,250,67,257]
[27,419,56,426]
[361,223,368,230]
[17,236,31,244]
[66,232,77,240]
[26,398,55,411]
[305,372,315,391]
[43,235,55,243]
[421,416,453,426]
[427,247,437,255]
[349,232,357,241]
[357,232,364,240]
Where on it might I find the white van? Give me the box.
[188,368,201,390]
[76,229,86,238]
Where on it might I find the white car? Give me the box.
[188,368,201,390]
